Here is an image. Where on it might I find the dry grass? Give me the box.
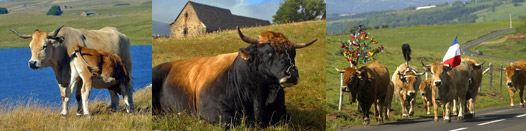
[0,86,152,130]
[152,20,327,130]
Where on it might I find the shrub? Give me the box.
[46,5,63,16]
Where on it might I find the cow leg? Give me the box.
[452,98,457,117]
[409,97,415,117]
[444,102,451,123]
[80,79,93,117]
[121,83,134,113]
[63,71,80,117]
[457,97,466,120]
[433,100,439,122]
[109,89,120,111]
[75,82,83,116]
[399,94,408,117]
[520,86,525,107]
[362,104,370,125]
[508,87,515,108]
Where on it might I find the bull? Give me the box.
[152,27,316,127]
[505,60,526,108]
[10,25,132,117]
[343,61,391,125]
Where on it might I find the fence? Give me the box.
[334,63,506,111]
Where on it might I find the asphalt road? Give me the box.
[348,106,526,131]
[460,28,516,62]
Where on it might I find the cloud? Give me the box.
[152,0,280,24]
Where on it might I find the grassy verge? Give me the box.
[326,21,519,130]
[0,1,152,48]
[0,85,152,130]
[152,20,327,130]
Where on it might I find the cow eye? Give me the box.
[42,44,47,49]
[267,52,272,56]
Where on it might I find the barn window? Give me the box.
[183,28,188,36]
[184,12,188,18]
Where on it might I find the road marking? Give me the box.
[449,127,468,131]
[517,114,526,118]
[477,119,505,126]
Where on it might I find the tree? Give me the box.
[273,0,326,24]
[47,5,63,16]
[0,7,8,14]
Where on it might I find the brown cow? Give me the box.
[392,64,424,117]
[343,61,391,125]
[462,57,484,117]
[422,61,470,122]
[419,78,433,115]
[70,44,133,117]
[505,60,526,108]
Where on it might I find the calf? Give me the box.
[505,60,526,108]
[68,44,133,117]
[419,78,433,115]
[343,61,391,125]
[422,61,470,122]
[462,57,484,116]
[392,64,423,117]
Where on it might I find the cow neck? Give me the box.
[222,56,274,110]
[50,44,70,85]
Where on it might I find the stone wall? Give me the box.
[170,3,206,38]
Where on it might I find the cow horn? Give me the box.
[293,39,317,49]
[421,61,426,67]
[475,61,486,66]
[9,29,32,39]
[516,68,521,71]
[415,72,425,76]
[49,25,64,37]
[237,27,259,44]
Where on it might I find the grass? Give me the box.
[0,1,152,48]
[152,20,327,130]
[474,2,526,22]
[326,21,521,130]
[0,85,152,130]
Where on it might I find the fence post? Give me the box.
[489,63,493,90]
[500,64,503,91]
[339,72,344,111]
[480,64,483,92]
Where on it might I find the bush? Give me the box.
[46,5,63,16]
[0,7,8,14]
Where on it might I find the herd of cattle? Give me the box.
[341,44,526,125]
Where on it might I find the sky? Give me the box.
[152,0,281,24]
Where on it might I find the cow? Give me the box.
[419,78,433,115]
[10,25,132,117]
[392,44,424,117]
[152,27,317,127]
[422,61,471,122]
[462,57,484,117]
[392,64,424,117]
[70,44,133,117]
[505,60,526,108]
[342,61,391,125]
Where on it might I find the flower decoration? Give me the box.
[339,24,384,67]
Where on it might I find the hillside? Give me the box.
[327,0,526,34]
[152,20,326,130]
[327,0,468,15]
[152,20,170,35]
[326,21,519,129]
[0,0,152,48]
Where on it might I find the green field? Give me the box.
[0,1,152,48]
[152,20,326,130]
[474,2,526,22]
[326,21,521,130]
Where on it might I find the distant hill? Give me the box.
[327,0,467,15]
[152,20,170,35]
[327,0,526,34]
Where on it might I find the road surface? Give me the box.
[349,106,526,131]
[460,28,516,62]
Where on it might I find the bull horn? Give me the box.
[443,64,451,68]
[516,68,521,71]
[415,72,425,76]
[293,39,317,49]
[421,61,426,67]
[475,61,486,66]
[237,27,259,44]
[9,29,32,39]
[49,25,64,37]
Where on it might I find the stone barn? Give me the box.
[170,1,271,38]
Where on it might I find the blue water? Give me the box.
[0,45,152,105]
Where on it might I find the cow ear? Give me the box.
[238,48,251,60]
[422,66,431,72]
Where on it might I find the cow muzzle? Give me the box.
[507,81,512,86]
[28,60,41,69]
[280,66,299,87]
[407,91,416,96]
[434,81,442,87]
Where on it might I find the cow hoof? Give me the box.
[61,114,67,119]
[426,112,430,115]
[402,114,408,117]
[457,116,463,120]
[362,121,370,125]
[434,119,438,122]
[521,104,524,107]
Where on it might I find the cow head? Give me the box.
[419,79,429,96]
[505,65,522,90]
[397,68,424,97]
[342,67,369,103]
[10,25,64,69]
[422,62,451,100]
[237,27,316,88]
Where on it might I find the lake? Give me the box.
[0,45,152,105]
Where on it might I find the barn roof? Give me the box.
[171,1,270,31]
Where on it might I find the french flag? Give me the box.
[443,36,461,68]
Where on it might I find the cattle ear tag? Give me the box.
[238,49,251,60]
